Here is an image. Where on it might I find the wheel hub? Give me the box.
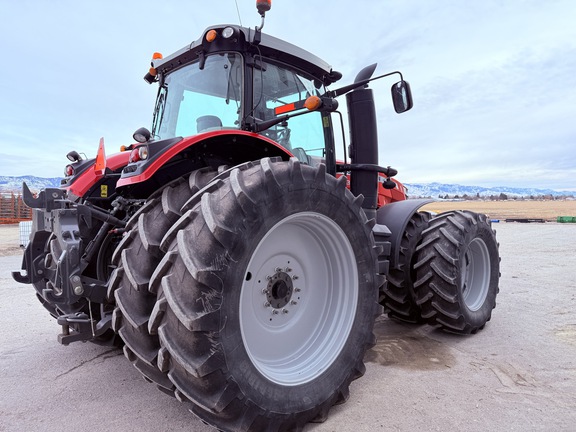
[461,237,491,311]
[266,271,294,309]
[260,266,302,317]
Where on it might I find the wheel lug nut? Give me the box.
[264,302,271,307]
[292,275,299,280]
[295,287,301,292]
[285,267,292,272]
[272,309,279,315]
[262,288,269,294]
[291,300,298,305]
[282,309,289,314]
[275,267,282,273]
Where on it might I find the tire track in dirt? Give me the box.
[366,318,455,370]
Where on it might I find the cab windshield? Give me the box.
[152,52,243,140]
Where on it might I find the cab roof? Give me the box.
[152,25,342,87]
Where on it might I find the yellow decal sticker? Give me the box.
[101,184,108,198]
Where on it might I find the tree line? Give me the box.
[413,193,575,201]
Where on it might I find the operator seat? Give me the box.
[197,115,222,132]
[291,147,311,165]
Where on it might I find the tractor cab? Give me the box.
[150,39,331,162]
[116,0,412,201]
[120,21,344,181]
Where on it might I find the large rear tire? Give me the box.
[109,169,217,391]
[413,210,500,334]
[380,211,431,323]
[149,158,383,431]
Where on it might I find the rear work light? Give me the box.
[206,27,238,44]
[222,27,235,39]
[66,150,82,162]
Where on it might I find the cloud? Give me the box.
[1,0,575,190]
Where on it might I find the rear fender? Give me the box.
[66,152,131,200]
[116,130,293,190]
[376,199,434,269]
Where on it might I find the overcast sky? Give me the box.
[1,0,574,191]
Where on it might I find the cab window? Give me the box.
[253,60,326,161]
[152,53,243,140]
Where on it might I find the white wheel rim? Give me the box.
[461,237,491,311]
[240,212,359,386]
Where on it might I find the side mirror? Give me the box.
[391,81,413,113]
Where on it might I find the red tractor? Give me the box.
[14,2,499,431]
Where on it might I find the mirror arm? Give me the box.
[248,114,290,133]
[249,97,337,133]
[249,108,315,133]
[337,163,398,178]
[325,71,404,98]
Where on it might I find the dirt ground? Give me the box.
[0,224,23,257]
[1,222,575,431]
[421,199,576,221]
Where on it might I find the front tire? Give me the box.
[149,158,383,431]
[414,211,500,334]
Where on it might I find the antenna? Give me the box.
[234,0,243,26]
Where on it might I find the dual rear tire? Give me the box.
[414,210,500,334]
[381,209,499,334]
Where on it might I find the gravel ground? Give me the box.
[0,224,24,257]
[0,222,575,431]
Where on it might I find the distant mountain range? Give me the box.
[0,175,573,198]
[0,176,62,193]
[404,182,574,198]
